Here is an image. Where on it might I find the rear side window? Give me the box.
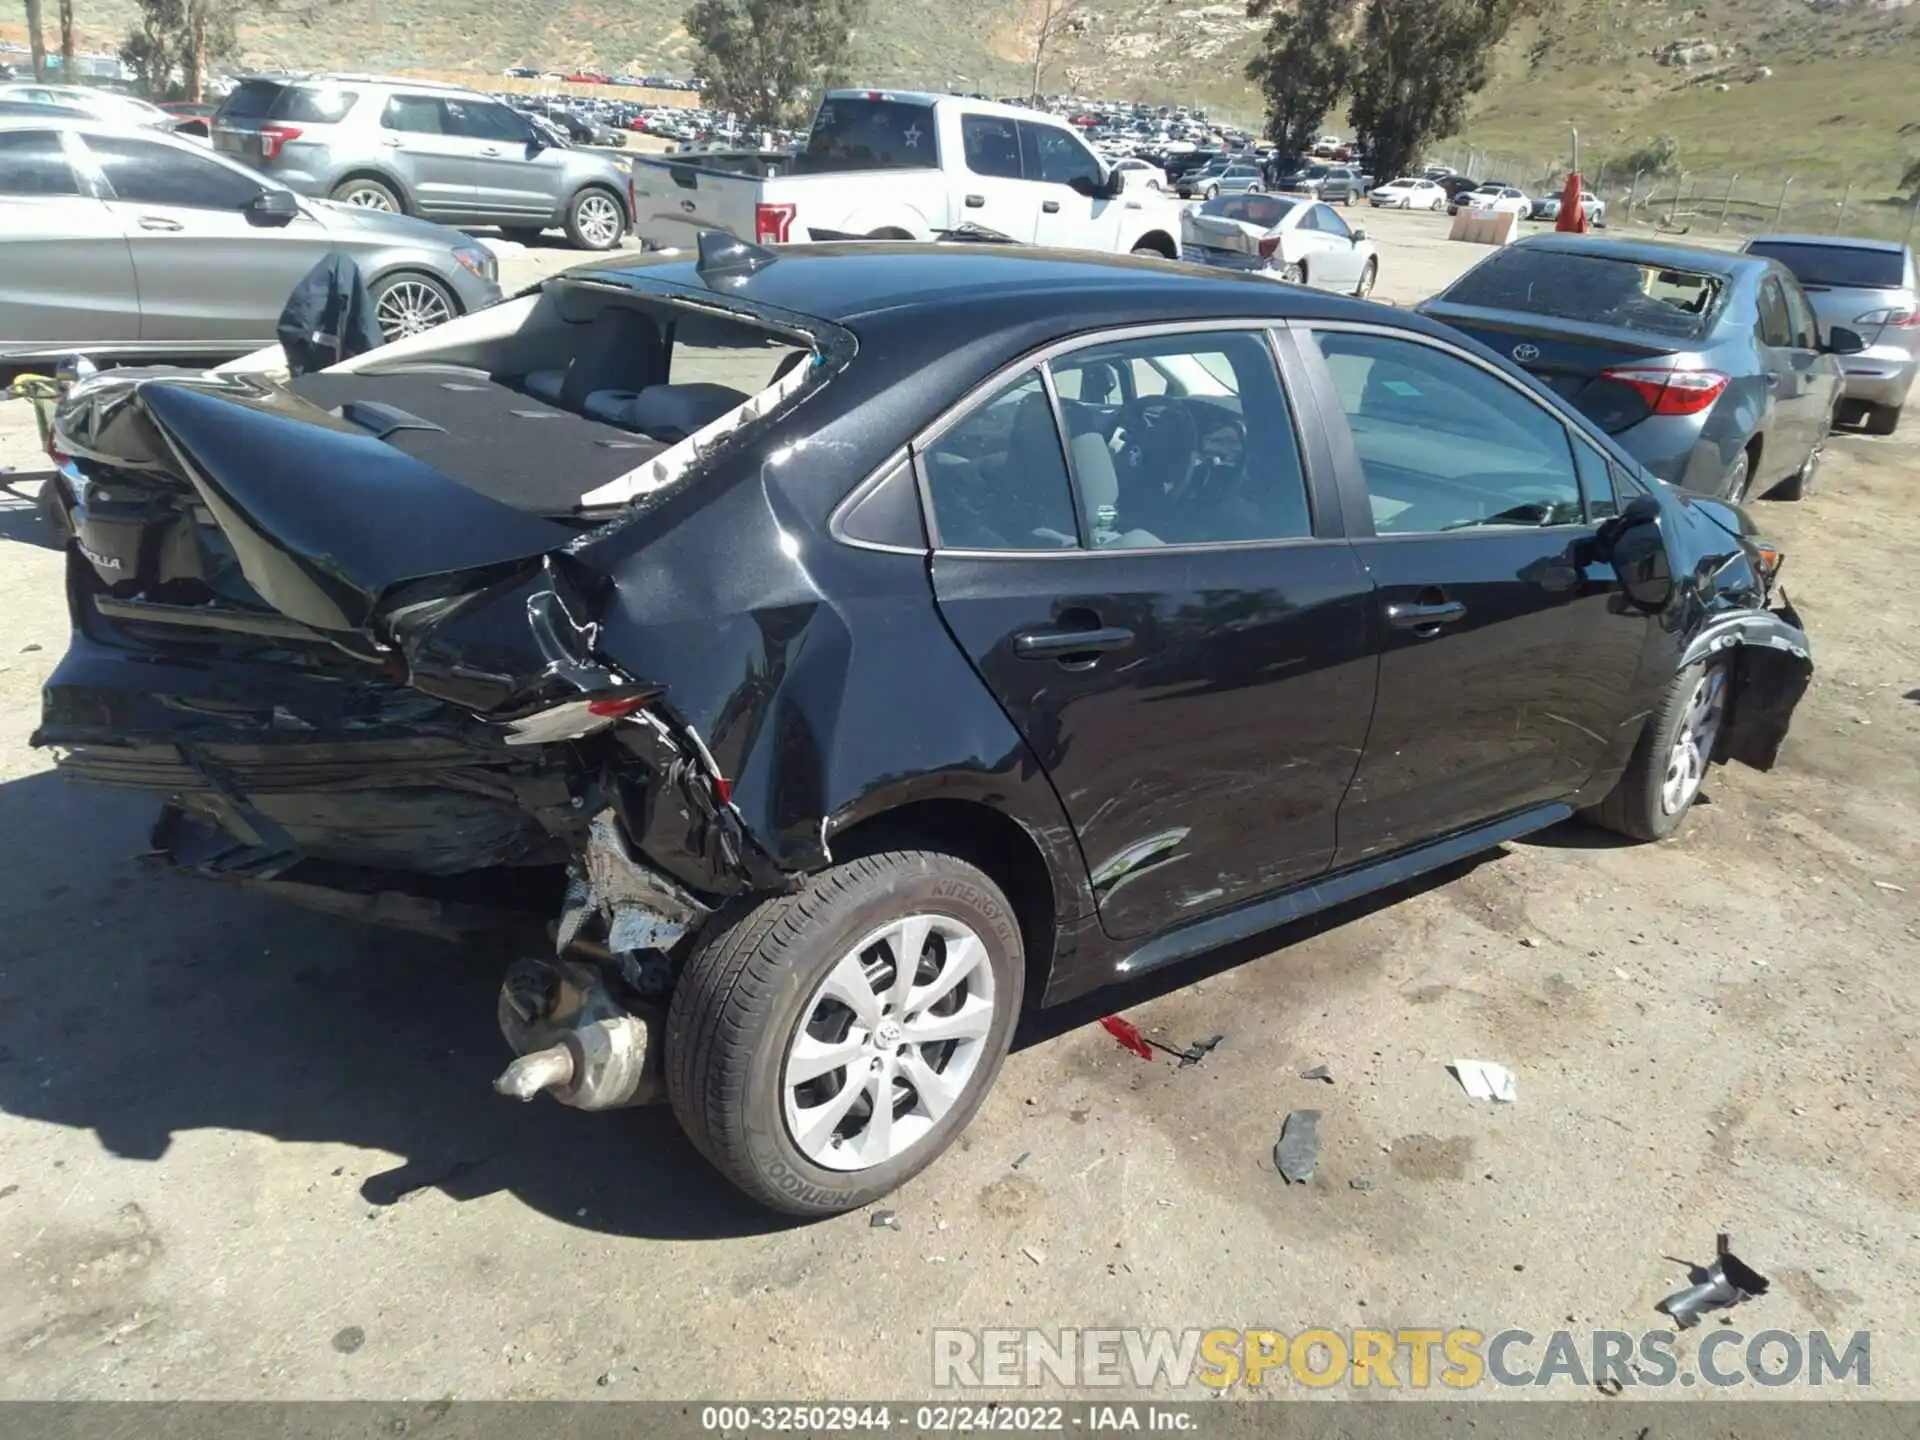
[1745,241,1907,290]
[960,114,1021,180]
[0,129,79,196]
[273,84,359,123]
[921,372,1078,551]
[1442,248,1725,341]
[1757,279,1792,348]
[382,95,448,134]
[805,97,938,170]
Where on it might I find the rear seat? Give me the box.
[582,383,751,441]
[522,307,667,410]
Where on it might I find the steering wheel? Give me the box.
[1115,397,1199,502]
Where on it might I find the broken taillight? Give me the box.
[1258,235,1282,261]
[258,123,303,161]
[1599,366,1729,417]
[502,691,656,747]
[586,696,649,718]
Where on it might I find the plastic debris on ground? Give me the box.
[1099,1015,1156,1060]
[1450,1059,1518,1103]
[1274,1110,1321,1185]
[1656,1233,1770,1329]
[869,1210,900,1231]
[1175,1034,1224,1068]
[1301,1063,1334,1084]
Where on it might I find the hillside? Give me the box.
[6,0,1918,200]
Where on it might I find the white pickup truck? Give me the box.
[629,90,1184,259]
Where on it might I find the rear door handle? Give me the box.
[1765,372,1780,387]
[1013,625,1135,659]
[138,215,184,232]
[481,146,502,156]
[1042,200,1061,213]
[1386,600,1466,632]
[964,194,985,208]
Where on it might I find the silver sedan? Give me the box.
[0,117,502,364]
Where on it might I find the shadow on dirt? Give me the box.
[0,482,61,551]
[0,767,1511,1238]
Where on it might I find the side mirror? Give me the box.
[1601,493,1672,612]
[1824,325,1866,356]
[244,188,299,227]
[1349,226,1367,243]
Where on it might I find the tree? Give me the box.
[1028,0,1082,103]
[120,0,186,97]
[24,0,47,79]
[684,0,867,130]
[1618,132,1681,178]
[1244,0,1356,161]
[1345,0,1539,185]
[58,0,72,77]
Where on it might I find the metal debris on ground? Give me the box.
[1011,1152,1031,1170]
[1022,1246,1045,1265]
[1302,1064,1334,1084]
[1655,1233,1771,1330]
[1873,880,1906,893]
[1450,1059,1518,1103]
[1175,1034,1225,1068]
[1349,1177,1377,1192]
[869,1210,900,1231]
[1099,1015,1156,1060]
[1274,1110,1321,1185]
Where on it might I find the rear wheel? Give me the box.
[564,186,625,250]
[330,177,401,212]
[1584,657,1730,841]
[1204,184,1220,200]
[1430,194,1445,211]
[1723,446,1754,505]
[368,272,457,341]
[1280,260,1306,285]
[666,850,1024,1216]
[1862,401,1902,436]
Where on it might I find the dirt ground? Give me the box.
[0,208,1915,1402]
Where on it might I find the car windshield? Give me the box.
[1441,248,1727,340]
[804,96,939,170]
[1201,193,1297,227]
[1745,241,1907,290]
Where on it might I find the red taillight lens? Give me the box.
[585,695,649,718]
[1600,366,1730,417]
[1258,236,1281,260]
[258,123,302,160]
[1854,306,1918,329]
[755,201,796,245]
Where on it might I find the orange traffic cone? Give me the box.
[1555,171,1588,234]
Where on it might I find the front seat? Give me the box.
[523,307,667,410]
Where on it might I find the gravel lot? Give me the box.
[1,207,1915,1401]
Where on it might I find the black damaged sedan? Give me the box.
[37,236,1811,1215]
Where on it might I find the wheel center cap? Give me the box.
[874,1020,902,1049]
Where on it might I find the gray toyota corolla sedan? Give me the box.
[0,117,502,364]
[1420,234,1863,502]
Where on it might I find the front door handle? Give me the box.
[1042,200,1061,213]
[138,215,184,232]
[481,146,502,156]
[1765,371,1780,388]
[1386,599,1466,632]
[1013,625,1135,659]
[964,194,985,208]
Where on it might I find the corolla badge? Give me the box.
[1512,343,1541,363]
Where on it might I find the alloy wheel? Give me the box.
[574,192,622,248]
[342,185,395,211]
[1661,669,1726,816]
[1280,261,1305,284]
[781,913,996,1173]
[373,279,453,340]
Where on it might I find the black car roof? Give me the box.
[1505,232,1762,278]
[572,242,1408,333]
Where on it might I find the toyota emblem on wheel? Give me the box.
[1512,343,1541,363]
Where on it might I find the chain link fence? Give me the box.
[1428,144,1920,249]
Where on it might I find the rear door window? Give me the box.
[382,95,449,134]
[960,114,1022,179]
[920,372,1078,550]
[0,129,81,196]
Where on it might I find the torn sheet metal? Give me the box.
[555,807,711,959]
[1656,1233,1771,1329]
